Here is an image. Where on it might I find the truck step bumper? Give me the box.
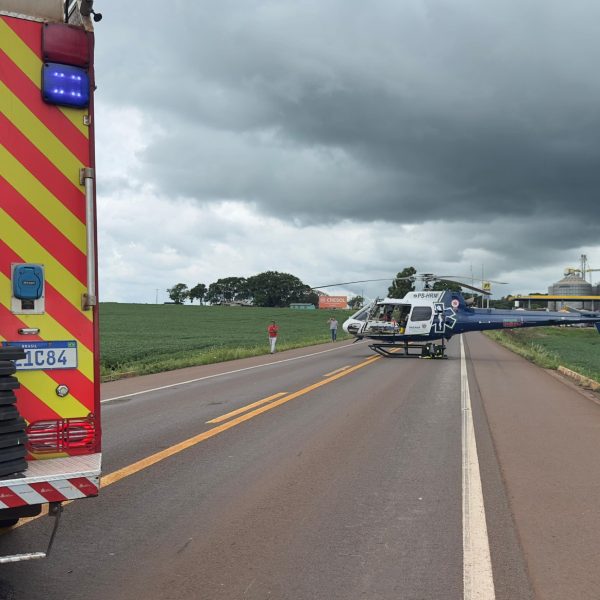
[0,453,101,508]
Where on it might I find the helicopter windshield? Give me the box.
[351,305,371,322]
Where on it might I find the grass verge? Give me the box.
[484,327,600,384]
[100,303,352,381]
[100,337,333,381]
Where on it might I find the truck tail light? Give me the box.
[42,23,90,67]
[26,415,96,454]
[41,22,91,108]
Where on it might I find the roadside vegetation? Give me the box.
[484,327,600,384]
[100,303,353,381]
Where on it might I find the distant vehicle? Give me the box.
[341,274,600,358]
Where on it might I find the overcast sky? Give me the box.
[93,0,600,303]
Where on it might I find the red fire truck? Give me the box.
[0,0,101,562]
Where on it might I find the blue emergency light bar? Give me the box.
[42,62,90,108]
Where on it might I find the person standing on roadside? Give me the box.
[328,316,338,341]
[267,320,279,354]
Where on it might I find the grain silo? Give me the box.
[548,270,593,310]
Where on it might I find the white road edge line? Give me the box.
[461,336,495,600]
[101,341,366,404]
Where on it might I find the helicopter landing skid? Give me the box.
[368,341,448,359]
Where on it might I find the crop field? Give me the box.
[485,326,600,384]
[99,303,353,380]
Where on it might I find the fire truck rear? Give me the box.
[0,0,101,562]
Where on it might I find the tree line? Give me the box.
[167,268,422,308]
[167,266,512,309]
[167,271,321,308]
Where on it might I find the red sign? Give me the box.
[318,296,348,309]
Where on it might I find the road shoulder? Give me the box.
[465,331,600,600]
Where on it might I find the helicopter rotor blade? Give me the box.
[395,273,492,295]
[438,275,508,285]
[311,272,506,294]
[437,278,491,295]
[311,278,391,290]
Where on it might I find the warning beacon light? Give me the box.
[42,63,90,108]
[41,23,91,108]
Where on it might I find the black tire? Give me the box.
[0,392,17,406]
[0,457,28,478]
[0,362,16,377]
[0,431,27,449]
[0,377,19,391]
[0,418,26,435]
[0,358,28,478]
[0,519,19,528]
[0,348,25,362]
[0,445,26,462]
[0,406,19,422]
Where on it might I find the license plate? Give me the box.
[1,341,78,370]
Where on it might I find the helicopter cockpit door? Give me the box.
[404,305,434,336]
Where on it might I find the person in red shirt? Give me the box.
[267,320,279,354]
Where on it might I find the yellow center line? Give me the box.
[102,354,381,488]
[8,353,382,530]
[206,392,288,424]
[323,365,351,377]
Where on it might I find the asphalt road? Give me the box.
[0,333,598,599]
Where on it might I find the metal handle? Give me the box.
[80,167,97,310]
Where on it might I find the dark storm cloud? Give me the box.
[96,0,600,245]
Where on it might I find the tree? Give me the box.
[348,295,365,310]
[167,283,189,304]
[189,283,207,304]
[305,290,320,307]
[206,282,224,305]
[245,271,313,307]
[206,277,248,304]
[388,266,417,298]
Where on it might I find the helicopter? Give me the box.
[316,274,600,359]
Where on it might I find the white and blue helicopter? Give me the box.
[318,274,600,359]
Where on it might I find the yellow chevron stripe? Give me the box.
[0,209,92,322]
[0,146,86,253]
[14,370,91,418]
[0,18,89,137]
[0,19,41,90]
[0,274,94,380]
[1,82,86,190]
[59,106,90,139]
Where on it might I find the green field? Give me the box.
[99,303,353,380]
[485,327,600,383]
